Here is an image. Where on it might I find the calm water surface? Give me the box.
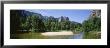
[70,32,84,39]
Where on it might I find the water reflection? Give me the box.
[73,32,84,39]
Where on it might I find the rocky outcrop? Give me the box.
[90,10,101,18]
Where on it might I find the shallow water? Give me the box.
[71,32,84,39]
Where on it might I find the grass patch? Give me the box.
[83,31,101,39]
[10,32,47,39]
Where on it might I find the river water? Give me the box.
[69,32,84,39]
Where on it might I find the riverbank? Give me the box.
[41,31,74,36]
[83,31,101,39]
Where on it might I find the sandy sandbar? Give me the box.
[41,31,74,36]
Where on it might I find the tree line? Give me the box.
[82,10,101,32]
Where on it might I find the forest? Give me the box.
[10,10,101,39]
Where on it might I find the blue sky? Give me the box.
[25,9,92,23]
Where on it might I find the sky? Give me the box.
[25,9,92,23]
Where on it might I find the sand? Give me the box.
[41,31,74,36]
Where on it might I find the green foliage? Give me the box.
[82,17,101,32]
[27,15,46,32]
[25,16,32,31]
[83,31,101,39]
[22,15,80,32]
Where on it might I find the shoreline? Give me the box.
[41,31,74,36]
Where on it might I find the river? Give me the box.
[69,32,84,39]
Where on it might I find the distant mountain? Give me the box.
[20,10,43,18]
